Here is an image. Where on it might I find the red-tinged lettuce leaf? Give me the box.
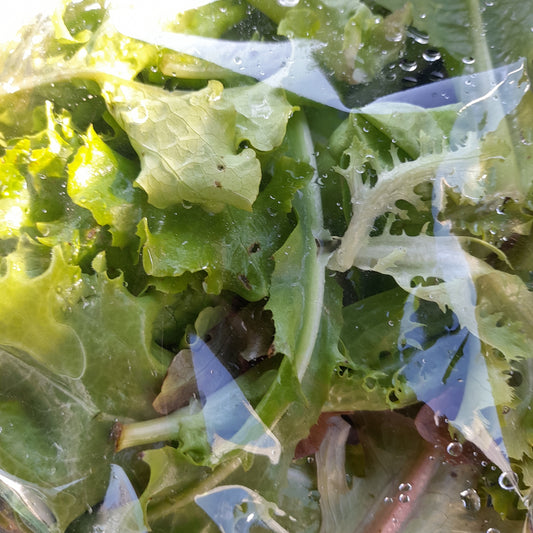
[126,114,342,530]
[316,412,524,533]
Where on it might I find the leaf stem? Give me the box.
[147,456,243,522]
[362,442,441,533]
[115,402,204,452]
[286,111,330,381]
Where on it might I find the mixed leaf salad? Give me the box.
[0,0,533,531]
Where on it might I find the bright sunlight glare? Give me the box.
[0,0,60,43]
[0,0,218,46]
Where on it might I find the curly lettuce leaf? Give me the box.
[0,244,85,378]
[0,149,30,239]
[0,241,174,530]
[67,125,143,248]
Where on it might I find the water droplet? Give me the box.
[422,49,441,62]
[387,31,404,43]
[384,497,394,504]
[398,493,410,503]
[462,57,476,65]
[399,59,417,72]
[460,488,481,511]
[398,483,412,492]
[233,56,242,65]
[388,320,395,327]
[446,442,463,457]
[408,28,429,44]
[277,0,299,5]
[498,471,518,491]
[486,529,500,533]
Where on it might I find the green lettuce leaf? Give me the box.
[250,0,411,85]
[0,149,30,239]
[104,80,293,211]
[67,125,142,248]
[374,0,533,71]
[0,240,174,530]
[137,157,310,300]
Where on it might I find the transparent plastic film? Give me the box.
[0,1,533,532]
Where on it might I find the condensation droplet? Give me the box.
[398,493,410,503]
[486,529,500,533]
[460,488,481,511]
[384,497,394,504]
[422,49,441,62]
[408,28,429,44]
[399,59,417,72]
[446,442,463,457]
[498,471,518,491]
[398,483,412,492]
[462,56,476,65]
[277,0,299,5]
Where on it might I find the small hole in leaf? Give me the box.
[248,242,261,254]
[506,370,522,387]
[237,274,252,290]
